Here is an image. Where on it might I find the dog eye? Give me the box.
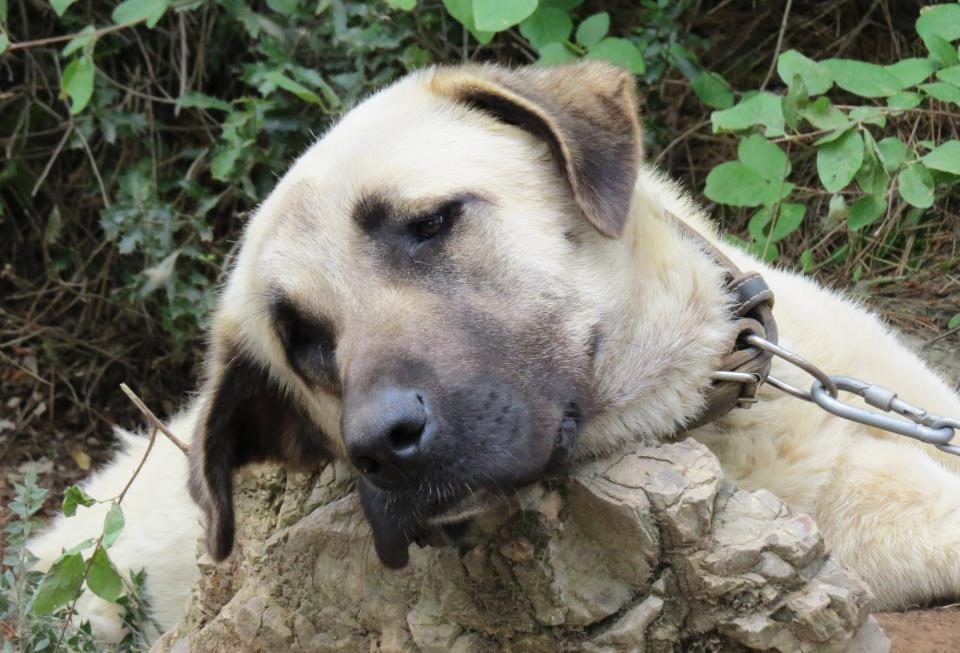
[409,201,461,242]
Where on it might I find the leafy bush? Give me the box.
[696,3,960,278]
[1,467,155,653]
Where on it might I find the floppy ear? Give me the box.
[188,341,331,561]
[431,61,643,238]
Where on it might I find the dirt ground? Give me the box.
[876,606,960,653]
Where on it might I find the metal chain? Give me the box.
[736,335,960,457]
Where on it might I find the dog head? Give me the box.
[189,62,643,567]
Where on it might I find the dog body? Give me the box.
[30,64,960,639]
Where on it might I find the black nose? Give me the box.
[343,386,433,490]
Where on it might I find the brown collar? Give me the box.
[667,214,779,430]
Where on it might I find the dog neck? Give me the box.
[580,170,737,457]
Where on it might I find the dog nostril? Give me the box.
[389,419,424,453]
[356,456,380,475]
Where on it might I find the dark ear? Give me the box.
[189,344,330,561]
[431,61,643,238]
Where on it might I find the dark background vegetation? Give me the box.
[1,0,958,516]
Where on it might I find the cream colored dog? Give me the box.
[30,62,960,640]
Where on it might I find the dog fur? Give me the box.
[29,62,960,640]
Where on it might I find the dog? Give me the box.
[29,62,960,641]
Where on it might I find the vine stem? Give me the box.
[6,21,143,52]
[52,425,157,653]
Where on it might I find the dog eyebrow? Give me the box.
[352,194,392,233]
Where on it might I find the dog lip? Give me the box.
[424,489,502,527]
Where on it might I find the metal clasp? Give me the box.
[810,376,960,456]
[710,370,763,407]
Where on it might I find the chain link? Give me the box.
[726,336,960,457]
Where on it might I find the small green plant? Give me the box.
[1,466,157,652]
[697,3,960,278]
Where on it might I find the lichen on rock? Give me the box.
[152,439,887,653]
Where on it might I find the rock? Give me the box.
[152,439,885,653]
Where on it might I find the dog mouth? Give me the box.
[358,408,581,568]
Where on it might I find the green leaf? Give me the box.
[443,0,494,44]
[738,134,790,181]
[885,58,938,87]
[542,0,583,9]
[800,249,815,272]
[585,38,645,75]
[472,0,538,32]
[749,203,805,242]
[691,72,734,109]
[386,0,416,9]
[877,136,907,172]
[949,313,960,330]
[823,59,904,97]
[817,129,864,192]
[936,65,960,86]
[711,91,785,137]
[856,131,889,197]
[802,97,851,131]
[887,91,923,109]
[769,203,805,241]
[111,0,170,28]
[916,4,960,65]
[176,92,232,113]
[747,240,780,263]
[210,146,242,181]
[87,548,124,603]
[904,207,925,227]
[266,0,299,12]
[62,485,96,517]
[32,553,84,615]
[519,6,572,49]
[849,106,886,127]
[60,539,95,557]
[898,164,935,208]
[919,82,960,106]
[781,73,808,130]
[51,0,78,16]
[575,12,609,49]
[61,55,95,115]
[777,50,832,95]
[537,42,576,65]
[62,25,96,57]
[0,30,7,55]
[102,504,125,548]
[704,162,768,207]
[922,140,960,174]
[924,33,960,67]
[846,196,886,231]
[262,71,323,104]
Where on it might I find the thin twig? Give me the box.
[760,0,793,91]
[119,383,190,454]
[7,21,142,51]
[30,122,72,197]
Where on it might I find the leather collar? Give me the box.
[667,213,779,430]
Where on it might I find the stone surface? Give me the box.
[152,439,885,652]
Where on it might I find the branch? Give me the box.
[6,21,142,52]
[119,383,190,455]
